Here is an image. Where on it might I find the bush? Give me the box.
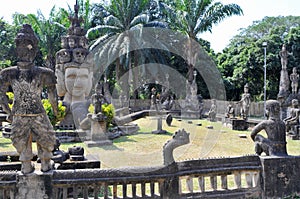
[88,103,115,127]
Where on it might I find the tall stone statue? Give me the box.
[0,24,58,174]
[238,83,251,119]
[251,100,287,156]
[290,67,299,94]
[279,44,292,70]
[55,2,94,129]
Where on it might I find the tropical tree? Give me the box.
[12,7,69,69]
[0,19,18,68]
[87,0,161,99]
[160,0,243,83]
[217,16,300,101]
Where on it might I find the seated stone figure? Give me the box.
[283,99,300,134]
[250,100,287,156]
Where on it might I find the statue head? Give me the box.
[293,67,297,73]
[15,24,39,64]
[265,100,280,119]
[56,49,71,64]
[73,48,88,64]
[68,35,77,49]
[244,83,249,93]
[292,99,299,107]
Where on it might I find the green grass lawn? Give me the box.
[1,117,300,169]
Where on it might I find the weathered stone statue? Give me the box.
[55,3,94,129]
[238,83,251,119]
[208,99,217,122]
[279,44,292,70]
[91,81,104,115]
[225,103,235,118]
[0,24,58,174]
[250,100,287,156]
[283,99,300,133]
[163,129,190,165]
[290,67,299,94]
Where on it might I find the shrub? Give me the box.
[88,103,115,127]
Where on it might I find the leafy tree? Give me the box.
[0,19,18,68]
[160,0,243,83]
[218,16,300,101]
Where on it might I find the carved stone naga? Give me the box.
[163,129,190,165]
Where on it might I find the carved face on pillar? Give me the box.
[73,48,87,64]
[56,49,71,64]
[79,37,88,49]
[65,67,92,102]
[68,36,77,49]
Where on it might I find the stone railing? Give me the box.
[0,156,261,199]
[3,155,300,198]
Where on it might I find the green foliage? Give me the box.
[42,99,66,126]
[217,16,300,101]
[88,103,115,127]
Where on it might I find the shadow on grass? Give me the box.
[137,131,173,136]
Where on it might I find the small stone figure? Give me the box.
[91,82,104,115]
[238,83,251,119]
[0,24,58,174]
[279,44,292,69]
[283,99,300,133]
[208,99,217,122]
[290,67,299,94]
[166,113,173,126]
[250,100,287,156]
[225,104,235,118]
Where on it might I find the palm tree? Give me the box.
[160,0,243,82]
[12,7,69,70]
[87,0,153,84]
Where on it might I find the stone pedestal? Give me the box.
[85,114,112,147]
[152,117,167,134]
[16,171,53,199]
[260,156,300,198]
[231,118,248,131]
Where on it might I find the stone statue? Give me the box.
[91,82,104,115]
[163,129,190,165]
[238,83,251,119]
[55,2,94,129]
[283,99,300,133]
[208,99,217,122]
[225,103,235,118]
[0,24,58,174]
[250,100,287,156]
[290,67,299,94]
[279,44,292,69]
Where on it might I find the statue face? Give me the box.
[65,67,90,98]
[16,40,36,63]
[68,38,76,48]
[56,49,71,64]
[73,48,87,64]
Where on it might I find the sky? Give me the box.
[0,0,299,52]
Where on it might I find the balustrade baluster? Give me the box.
[122,183,127,198]
[198,176,205,192]
[132,182,137,198]
[103,183,109,199]
[210,176,217,191]
[141,182,146,197]
[113,184,118,198]
[186,176,193,193]
[234,172,242,189]
[221,175,228,190]
[150,182,155,196]
[94,184,100,199]
[253,171,260,187]
[245,172,253,188]
[83,186,89,199]
[73,185,78,199]
[62,187,68,199]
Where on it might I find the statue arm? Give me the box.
[48,84,58,116]
[250,122,265,141]
[0,74,12,116]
